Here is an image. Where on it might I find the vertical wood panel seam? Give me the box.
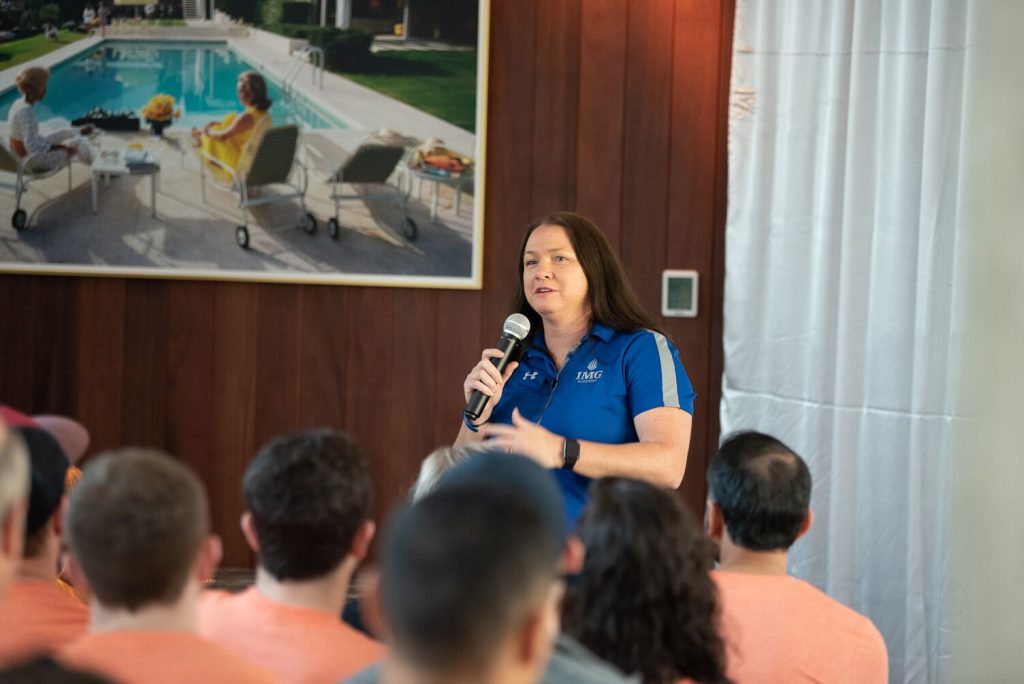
[616,0,633,253]
[573,0,582,211]
[205,284,216,487]
[664,0,679,269]
[296,286,305,416]
[703,0,736,509]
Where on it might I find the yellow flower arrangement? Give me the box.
[141,94,181,123]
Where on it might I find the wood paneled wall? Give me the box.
[0,0,735,565]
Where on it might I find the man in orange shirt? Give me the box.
[705,431,889,684]
[199,429,384,683]
[0,427,89,664]
[59,448,280,684]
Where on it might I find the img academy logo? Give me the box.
[576,358,603,383]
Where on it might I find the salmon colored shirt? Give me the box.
[712,570,888,684]
[59,631,282,684]
[0,578,89,664]
[199,587,385,684]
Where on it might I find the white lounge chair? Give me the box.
[0,144,72,231]
[305,142,417,241]
[199,123,316,249]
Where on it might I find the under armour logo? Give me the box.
[523,371,539,380]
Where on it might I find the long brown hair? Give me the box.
[239,71,272,112]
[563,478,732,684]
[512,211,663,339]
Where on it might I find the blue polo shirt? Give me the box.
[489,322,695,524]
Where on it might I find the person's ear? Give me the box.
[795,509,814,541]
[0,500,25,561]
[240,511,259,554]
[52,495,69,537]
[560,535,585,575]
[350,520,376,561]
[705,500,725,539]
[195,534,223,583]
[517,580,564,667]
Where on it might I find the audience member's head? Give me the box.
[31,415,90,466]
[706,431,812,552]
[379,454,565,684]
[66,449,220,612]
[20,427,70,562]
[242,428,373,581]
[563,477,729,684]
[0,422,29,598]
[409,445,478,502]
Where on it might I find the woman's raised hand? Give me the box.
[462,349,519,425]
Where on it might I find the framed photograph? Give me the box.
[0,0,488,288]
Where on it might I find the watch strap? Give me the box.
[562,438,580,471]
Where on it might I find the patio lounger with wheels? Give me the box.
[305,142,417,241]
[199,123,316,249]
[0,144,72,231]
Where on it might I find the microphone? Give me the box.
[464,313,531,422]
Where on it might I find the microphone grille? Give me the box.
[503,313,531,341]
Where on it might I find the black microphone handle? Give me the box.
[464,333,523,422]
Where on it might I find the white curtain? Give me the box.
[722,2,967,681]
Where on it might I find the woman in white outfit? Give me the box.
[7,66,93,173]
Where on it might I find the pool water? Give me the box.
[0,40,342,131]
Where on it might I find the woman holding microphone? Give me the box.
[456,211,695,523]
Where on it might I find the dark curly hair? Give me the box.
[563,478,731,684]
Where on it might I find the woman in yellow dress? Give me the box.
[191,71,272,178]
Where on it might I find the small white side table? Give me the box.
[90,147,161,218]
[404,166,472,224]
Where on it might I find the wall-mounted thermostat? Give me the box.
[661,270,699,318]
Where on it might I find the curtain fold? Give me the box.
[723,2,965,681]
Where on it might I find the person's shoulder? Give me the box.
[9,99,28,119]
[342,662,381,684]
[785,578,886,644]
[612,327,680,356]
[543,634,639,684]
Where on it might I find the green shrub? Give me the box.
[281,2,312,24]
[259,0,283,26]
[18,9,37,31]
[39,3,59,24]
[323,30,373,71]
[266,24,373,71]
[216,0,258,22]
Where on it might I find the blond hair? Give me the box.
[15,66,50,97]
[410,445,483,502]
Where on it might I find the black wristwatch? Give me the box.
[562,438,580,471]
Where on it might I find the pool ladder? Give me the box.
[284,45,324,97]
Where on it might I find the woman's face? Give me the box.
[523,224,591,324]
[237,80,252,105]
